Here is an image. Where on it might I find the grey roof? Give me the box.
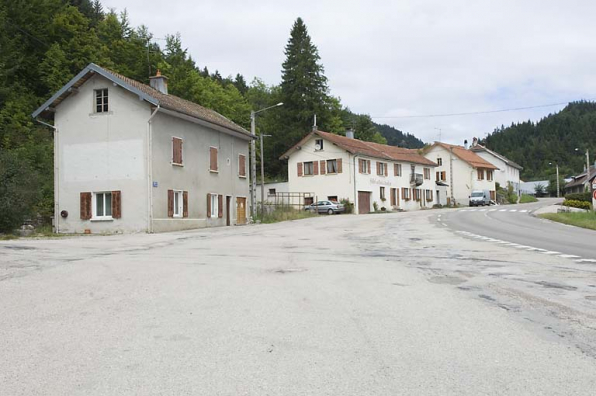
[32,63,251,137]
[469,145,523,170]
[565,165,596,188]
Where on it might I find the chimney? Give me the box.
[346,128,355,139]
[464,139,468,149]
[149,69,168,94]
[472,137,478,147]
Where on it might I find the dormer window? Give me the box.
[315,139,324,151]
[95,89,108,113]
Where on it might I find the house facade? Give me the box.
[32,63,252,234]
[281,130,438,214]
[424,143,497,206]
[469,142,522,194]
[564,165,596,195]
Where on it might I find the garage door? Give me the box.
[236,197,247,225]
[358,191,371,214]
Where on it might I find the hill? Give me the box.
[374,122,425,148]
[482,101,596,180]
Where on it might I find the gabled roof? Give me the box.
[32,63,250,137]
[470,144,523,170]
[427,142,498,170]
[565,165,596,188]
[280,130,437,166]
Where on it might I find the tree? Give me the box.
[534,183,546,197]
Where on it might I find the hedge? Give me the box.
[563,199,592,210]
[564,192,592,202]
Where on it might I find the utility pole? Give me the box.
[250,110,257,220]
[260,134,271,218]
[556,163,560,198]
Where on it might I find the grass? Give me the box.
[519,194,538,203]
[257,207,318,224]
[539,211,596,231]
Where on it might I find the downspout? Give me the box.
[35,118,59,233]
[353,155,358,214]
[449,148,455,205]
[147,105,160,233]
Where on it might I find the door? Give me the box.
[236,197,246,225]
[226,196,231,226]
[358,191,371,214]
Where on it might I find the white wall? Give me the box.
[55,74,150,233]
[475,151,520,193]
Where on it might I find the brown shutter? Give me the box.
[313,160,319,175]
[367,160,371,174]
[239,155,246,177]
[207,193,211,218]
[359,159,363,173]
[168,190,174,217]
[337,158,342,173]
[390,188,395,206]
[210,147,218,171]
[320,160,326,175]
[111,191,121,219]
[172,137,182,164]
[297,162,303,177]
[394,164,398,176]
[396,187,400,206]
[80,192,92,220]
[183,191,188,218]
[218,195,223,218]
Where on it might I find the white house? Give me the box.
[32,63,252,234]
[423,142,497,206]
[469,142,522,194]
[280,130,438,214]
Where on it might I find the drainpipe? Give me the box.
[449,147,455,205]
[35,118,59,233]
[353,155,358,214]
[147,105,160,233]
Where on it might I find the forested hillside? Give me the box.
[482,101,596,180]
[374,123,425,148]
[0,0,427,231]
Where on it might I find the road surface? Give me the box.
[1,210,595,395]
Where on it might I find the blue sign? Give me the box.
[153,181,158,187]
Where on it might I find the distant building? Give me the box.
[32,63,252,233]
[469,142,523,194]
[280,130,438,214]
[520,180,549,196]
[564,165,596,195]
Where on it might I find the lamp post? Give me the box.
[250,102,283,220]
[548,162,559,198]
[260,134,272,218]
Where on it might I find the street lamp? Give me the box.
[548,162,560,198]
[260,134,272,218]
[250,102,283,220]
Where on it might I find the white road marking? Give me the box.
[499,209,507,212]
[541,251,561,255]
[478,209,487,212]
[559,254,581,259]
[520,210,528,213]
[489,209,497,212]
[509,209,517,212]
[576,259,596,263]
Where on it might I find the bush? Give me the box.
[519,194,538,203]
[373,202,379,212]
[563,199,592,210]
[565,192,592,202]
[507,193,518,204]
[258,206,316,224]
[340,198,354,214]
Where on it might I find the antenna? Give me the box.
[434,127,442,142]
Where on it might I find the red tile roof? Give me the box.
[281,130,437,166]
[430,142,498,169]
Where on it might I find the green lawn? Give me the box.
[539,211,596,231]
[519,194,538,203]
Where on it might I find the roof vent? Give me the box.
[149,69,168,95]
[346,128,355,139]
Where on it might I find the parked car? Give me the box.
[469,190,492,206]
[304,200,345,214]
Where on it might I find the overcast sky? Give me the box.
[105,0,596,145]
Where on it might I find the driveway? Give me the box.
[1,212,595,395]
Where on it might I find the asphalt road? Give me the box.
[438,198,596,261]
[1,211,596,395]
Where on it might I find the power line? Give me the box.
[371,99,596,119]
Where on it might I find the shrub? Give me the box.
[373,202,379,212]
[507,193,518,204]
[563,199,592,210]
[340,198,354,214]
[519,194,538,203]
[564,192,591,203]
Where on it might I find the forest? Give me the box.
[0,0,422,231]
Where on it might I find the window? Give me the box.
[173,190,183,217]
[402,187,411,200]
[487,169,493,181]
[380,187,386,200]
[210,193,218,218]
[437,158,443,166]
[327,196,338,202]
[477,169,484,180]
[426,189,433,201]
[304,197,314,205]
[94,192,112,219]
[238,154,246,177]
[304,161,314,175]
[315,139,324,151]
[436,171,446,181]
[95,89,108,113]
[414,189,422,201]
[424,168,431,179]
[268,188,276,196]
[390,188,398,206]
[377,162,387,176]
[172,137,183,165]
[394,163,402,176]
[327,159,338,174]
[210,147,218,172]
[359,159,371,174]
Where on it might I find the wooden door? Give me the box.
[226,196,231,226]
[358,191,371,214]
[236,197,247,225]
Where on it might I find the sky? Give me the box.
[104,0,596,145]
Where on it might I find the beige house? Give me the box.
[32,63,252,233]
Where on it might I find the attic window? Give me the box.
[315,139,324,151]
[95,89,108,113]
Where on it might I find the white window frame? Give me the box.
[303,161,314,176]
[327,159,338,174]
[94,88,109,113]
[361,159,370,174]
[173,190,183,218]
[437,158,443,166]
[210,193,219,218]
[403,188,411,200]
[378,162,387,176]
[380,186,386,200]
[395,163,402,176]
[93,191,113,220]
[315,139,324,151]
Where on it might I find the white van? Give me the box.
[469,190,491,206]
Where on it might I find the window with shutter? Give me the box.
[173,190,183,217]
[210,194,219,217]
[172,137,183,165]
[326,159,337,174]
[303,162,314,175]
[238,155,246,178]
[210,147,218,172]
[92,192,112,219]
[477,169,484,180]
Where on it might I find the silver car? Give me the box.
[304,200,345,215]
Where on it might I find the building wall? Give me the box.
[150,112,250,232]
[475,151,520,193]
[54,74,150,233]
